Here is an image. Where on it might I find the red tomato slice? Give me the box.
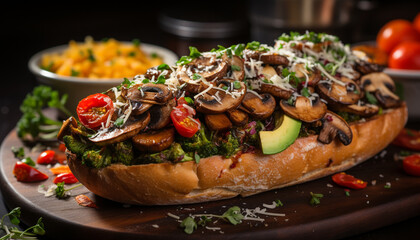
[403,155,420,177]
[37,150,55,164]
[13,162,49,182]
[53,172,78,184]
[77,93,114,130]
[392,128,420,151]
[170,106,200,138]
[332,172,367,190]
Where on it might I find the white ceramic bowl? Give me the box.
[28,43,178,114]
[383,68,420,121]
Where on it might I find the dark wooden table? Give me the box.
[1,2,420,239]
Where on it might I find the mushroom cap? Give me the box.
[195,79,246,114]
[186,55,228,81]
[89,112,150,146]
[126,83,172,104]
[132,127,175,153]
[316,77,361,105]
[336,103,379,118]
[260,53,289,66]
[360,72,400,108]
[280,95,327,123]
[317,111,353,146]
[241,92,276,120]
[226,109,249,126]
[204,113,233,131]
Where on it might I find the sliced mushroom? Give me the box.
[293,63,322,86]
[241,92,276,120]
[280,95,327,123]
[316,77,361,106]
[186,55,228,81]
[57,116,77,141]
[130,101,153,115]
[89,112,150,146]
[335,103,379,118]
[227,109,249,126]
[126,83,172,104]
[195,79,246,114]
[243,49,289,66]
[177,70,216,94]
[260,53,289,66]
[147,98,176,130]
[258,65,293,99]
[222,54,245,81]
[204,114,233,131]
[132,127,175,153]
[360,72,400,108]
[318,111,353,146]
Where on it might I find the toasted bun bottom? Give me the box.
[67,103,408,205]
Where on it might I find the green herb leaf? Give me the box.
[301,87,311,97]
[87,48,96,62]
[114,117,125,127]
[22,157,36,167]
[197,216,211,227]
[184,97,194,105]
[275,199,284,207]
[233,81,241,89]
[192,73,202,80]
[365,91,378,105]
[222,206,243,225]
[70,68,80,77]
[194,152,201,164]
[7,207,21,225]
[231,65,241,71]
[310,192,323,206]
[11,147,25,159]
[157,63,170,71]
[142,78,150,84]
[32,217,46,235]
[155,75,166,84]
[55,182,66,199]
[189,46,201,58]
[180,217,197,234]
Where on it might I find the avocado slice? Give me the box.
[259,113,301,154]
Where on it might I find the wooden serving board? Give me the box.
[1,129,420,240]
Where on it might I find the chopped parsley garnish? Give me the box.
[246,41,268,51]
[150,52,159,59]
[231,65,241,71]
[192,73,202,80]
[275,199,284,207]
[70,68,80,77]
[87,48,96,62]
[142,78,150,84]
[121,77,135,88]
[155,75,166,84]
[365,91,378,105]
[176,46,202,65]
[233,81,241,89]
[128,51,136,57]
[310,192,324,206]
[157,63,170,71]
[301,87,311,97]
[114,117,125,127]
[184,97,194,105]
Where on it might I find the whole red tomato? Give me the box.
[77,93,114,130]
[413,13,420,34]
[389,41,420,70]
[403,155,420,177]
[376,19,420,54]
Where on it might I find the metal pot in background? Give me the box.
[158,1,249,57]
[249,0,355,44]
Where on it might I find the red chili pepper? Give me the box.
[53,172,78,184]
[37,150,56,164]
[332,172,367,189]
[13,161,49,182]
[403,154,420,177]
[392,128,420,151]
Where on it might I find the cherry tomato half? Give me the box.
[389,41,420,70]
[37,150,55,164]
[171,107,200,138]
[13,161,49,182]
[403,155,420,176]
[53,172,78,184]
[332,172,367,190]
[376,19,420,54]
[77,93,114,130]
[392,128,420,151]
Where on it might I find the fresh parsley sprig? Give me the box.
[0,207,45,240]
[55,182,84,199]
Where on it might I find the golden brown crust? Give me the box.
[67,103,408,205]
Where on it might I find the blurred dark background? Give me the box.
[0,1,419,239]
